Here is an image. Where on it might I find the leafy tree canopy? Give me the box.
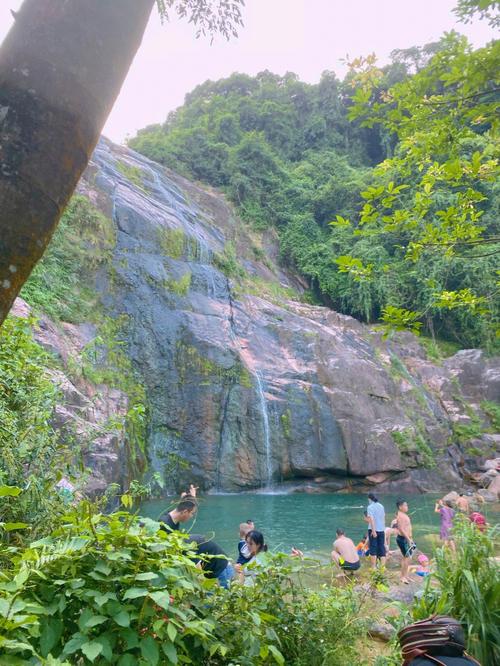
[131,3,499,350]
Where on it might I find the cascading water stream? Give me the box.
[226,291,274,488]
[254,370,273,487]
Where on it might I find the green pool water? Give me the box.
[141,492,499,559]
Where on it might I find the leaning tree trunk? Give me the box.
[0,0,155,326]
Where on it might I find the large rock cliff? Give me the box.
[34,137,500,494]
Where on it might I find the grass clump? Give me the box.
[419,335,462,362]
[157,226,186,260]
[20,195,115,324]
[117,159,147,191]
[213,241,246,280]
[481,400,500,431]
[391,427,435,468]
[164,272,192,296]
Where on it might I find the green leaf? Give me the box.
[0,485,22,497]
[13,569,29,588]
[268,644,285,665]
[81,640,103,662]
[149,590,170,610]
[62,633,86,655]
[118,655,137,666]
[40,618,63,657]
[96,633,113,661]
[141,636,159,665]
[167,621,177,642]
[79,609,107,631]
[113,610,130,627]
[2,522,29,531]
[94,560,112,576]
[94,592,116,607]
[162,641,178,663]
[120,628,140,650]
[123,587,148,600]
[136,571,158,580]
[86,615,108,629]
[121,494,133,508]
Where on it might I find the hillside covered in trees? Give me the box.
[130,34,499,351]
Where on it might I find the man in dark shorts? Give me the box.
[331,528,361,573]
[367,493,386,567]
[396,498,415,583]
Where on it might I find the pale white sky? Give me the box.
[0,1,496,143]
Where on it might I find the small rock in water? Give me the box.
[486,475,500,499]
[441,491,459,504]
[477,488,497,502]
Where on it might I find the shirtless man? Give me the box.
[395,499,415,584]
[456,493,470,513]
[331,528,360,573]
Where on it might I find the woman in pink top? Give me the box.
[435,499,455,548]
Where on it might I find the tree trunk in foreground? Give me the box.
[0,0,155,325]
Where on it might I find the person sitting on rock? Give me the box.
[331,528,360,573]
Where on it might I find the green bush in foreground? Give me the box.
[413,515,500,666]
[0,499,366,665]
[0,502,217,665]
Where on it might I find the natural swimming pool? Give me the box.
[141,492,500,559]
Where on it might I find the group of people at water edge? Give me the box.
[155,486,488,587]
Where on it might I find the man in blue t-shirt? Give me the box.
[366,493,386,567]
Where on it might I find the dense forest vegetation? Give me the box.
[130,32,499,351]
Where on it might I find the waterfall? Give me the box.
[255,370,272,487]
[227,308,273,487]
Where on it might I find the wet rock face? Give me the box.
[71,138,499,493]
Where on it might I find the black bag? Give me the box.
[398,615,481,666]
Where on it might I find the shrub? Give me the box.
[0,505,368,665]
[0,502,220,665]
[209,553,366,666]
[0,316,69,541]
[412,514,500,666]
